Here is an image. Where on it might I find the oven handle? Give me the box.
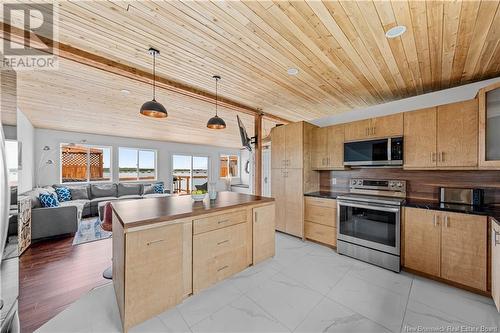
[337,200,401,213]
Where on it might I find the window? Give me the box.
[5,140,18,187]
[219,155,239,178]
[60,144,112,183]
[172,155,209,195]
[119,147,157,181]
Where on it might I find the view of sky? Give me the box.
[173,155,208,170]
[5,140,18,170]
[119,147,155,169]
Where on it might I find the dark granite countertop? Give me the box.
[304,191,348,199]
[404,199,500,225]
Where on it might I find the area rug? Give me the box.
[73,217,112,246]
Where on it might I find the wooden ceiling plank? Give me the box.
[461,0,499,82]
[373,0,419,95]
[408,0,433,91]
[449,0,481,85]
[390,0,424,94]
[339,1,403,98]
[426,0,444,91]
[441,0,462,89]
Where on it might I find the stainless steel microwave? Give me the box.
[344,137,403,166]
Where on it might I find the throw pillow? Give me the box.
[39,192,60,208]
[55,187,72,202]
[153,183,164,194]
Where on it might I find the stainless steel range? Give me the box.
[336,179,406,272]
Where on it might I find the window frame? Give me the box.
[171,153,210,194]
[219,153,240,179]
[118,147,158,182]
[59,143,113,184]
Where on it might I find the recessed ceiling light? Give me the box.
[385,25,406,38]
[120,89,130,95]
[287,68,299,76]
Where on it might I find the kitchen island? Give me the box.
[111,192,275,332]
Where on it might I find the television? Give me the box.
[237,115,253,151]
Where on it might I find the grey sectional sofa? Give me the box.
[23,182,170,241]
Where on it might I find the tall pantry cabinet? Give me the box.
[271,122,319,238]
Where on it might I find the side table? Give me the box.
[18,196,32,255]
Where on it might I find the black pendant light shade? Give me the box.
[207,75,226,129]
[140,48,168,118]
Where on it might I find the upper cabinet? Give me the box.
[271,122,304,169]
[404,99,478,169]
[344,114,403,141]
[478,82,500,169]
[311,124,344,170]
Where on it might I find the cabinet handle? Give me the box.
[147,239,165,246]
[441,152,445,162]
[444,216,449,228]
[493,230,500,246]
[217,265,229,272]
[254,212,258,223]
[433,215,438,226]
[217,239,229,245]
[218,219,229,224]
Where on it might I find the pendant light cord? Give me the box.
[215,77,218,116]
[152,53,156,100]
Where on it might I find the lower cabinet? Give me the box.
[303,197,337,247]
[404,207,487,291]
[193,210,252,293]
[491,220,500,312]
[253,204,276,265]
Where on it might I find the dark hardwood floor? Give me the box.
[19,236,112,333]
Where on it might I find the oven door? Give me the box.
[337,200,400,255]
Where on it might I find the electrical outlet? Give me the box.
[331,178,337,185]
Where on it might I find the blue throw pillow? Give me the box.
[39,192,60,208]
[55,187,72,202]
[153,183,164,194]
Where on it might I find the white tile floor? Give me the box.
[36,233,500,333]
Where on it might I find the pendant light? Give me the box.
[207,75,226,129]
[140,47,167,118]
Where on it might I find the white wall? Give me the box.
[312,77,500,127]
[33,128,242,191]
[17,110,35,193]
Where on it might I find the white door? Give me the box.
[262,148,271,197]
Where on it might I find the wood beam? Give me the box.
[254,113,263,196]
[0,22,290,124]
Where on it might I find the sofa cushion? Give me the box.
[90,196,118,205]
[39,193,60,208]
[69,187,89,200]
[59,200,88,220]
[118,194,142,200]
[55,187,72,202]
[91,184,117,198]
[118,183,142,197]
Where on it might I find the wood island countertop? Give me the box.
[111,191,275,229]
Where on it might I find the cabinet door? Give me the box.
[271,125,286,169]
[491,221,500,312]
[327,124,344,168]
[284,168,304,237]
[441,212,487,291]
[437,99,478,167]
[404,208,441,277]
[253,204,276,264]
[285,122,304,169]
[344,119,371,141]
[271,168,286,232]
[371,114,403,138]
[404,107,437,168]
[479,84,500,168]
[311,127,328,169]
[125,222,187,328]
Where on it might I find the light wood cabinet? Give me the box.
[478,82,500,169]
[311,125,344,170]
[440,212,487,291]
[253,204,276,264]
[403,207,487,291]
[304,197,337,247]
[404,107,438,168]
[344,114,403,141]
[404,208,441,277]
[437,99,478,167]
[271,122,319,238]
[491,220,500,312]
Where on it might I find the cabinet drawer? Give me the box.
[193,210,247,234]
[193,222,248,260]
[193,243,248,292]
[304,221,336,247]
[304,197,336,227]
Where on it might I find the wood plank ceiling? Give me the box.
[4,0,500,147]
